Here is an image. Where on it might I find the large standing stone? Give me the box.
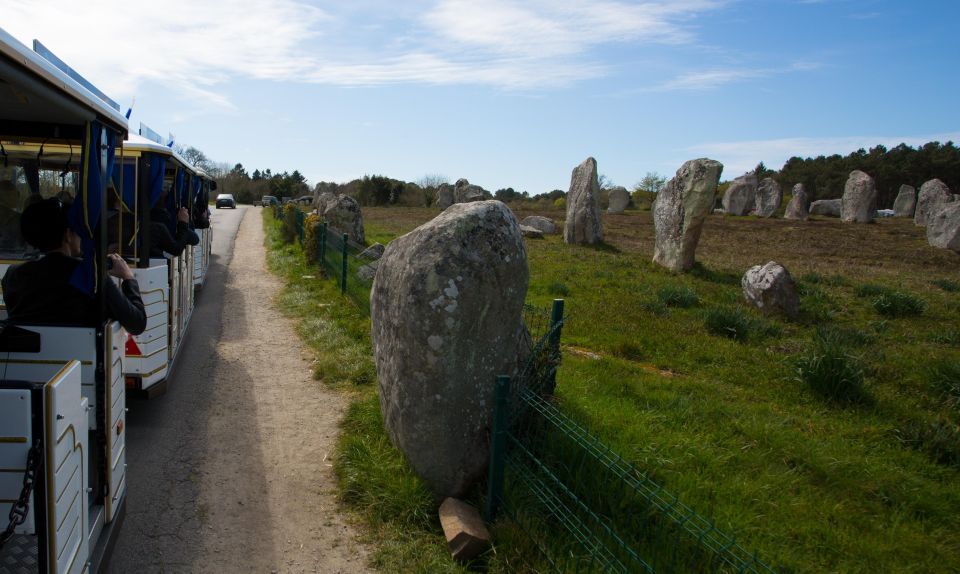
[520,216,557,234]
[606,186,630,214]
[810,199,842,217]
[841,170,877,223]
[893,185,917,217]
[742,261,800,319]
[454,179,488,204]
[915,179,954,226]
[721,173,758,215]
[927,202,960,252]
[323,194,365,244]
[652,158,724,272]
[563,157,603,245]
[370,200,529,498]
[436,184,454,210]
[755,178,783,218]
[784,183,809,220]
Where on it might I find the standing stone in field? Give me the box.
[520,215,557,234]
[893,185,917,217]
[784,183,809,220]
[741,261,800,319]
[359,242,385,260]
[564,157,603,245]
[315,191,337,213]
[653,158,724,272]
[454,179,488,204]
[809,199,842,217]
[915,179,954,226]
[370,200,530,498]
[519,225,544,239]
[755,178,783,218]
[606,186,630,214]
[356,260,380,282]
[841,170,877,223]
[323,194,365,244]
[436,184,455,210]
[721,173,758,215]
[927,202,960,252]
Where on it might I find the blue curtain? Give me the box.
[164,167,183,233]
[69,121,115,295]
[111,162,137,211]
[147,154,166,208]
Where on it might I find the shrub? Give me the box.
[929,360,960,411]
[932,279,960,292]
[281,203,300,244]
[302,213,323,265]
[704,307,752,341]
[553,197,566,210]
[657,285,700,308]
[795,332,869,404]
[873,291,926,317]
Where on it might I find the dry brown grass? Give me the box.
[366,205,960,289]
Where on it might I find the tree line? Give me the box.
[772,141,960,208]
[180,140,958,211]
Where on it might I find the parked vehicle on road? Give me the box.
[260,195,278,207]
[216,193,236,209]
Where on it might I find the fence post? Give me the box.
[545,298,565,395]
[318,222,327,273]
[485,375,511,522]
[297,210,304,244]
[340,233,348,294]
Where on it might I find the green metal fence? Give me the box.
[313,222,375,314]
[488,302,778,573]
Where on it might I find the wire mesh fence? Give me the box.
[489,302,778,573]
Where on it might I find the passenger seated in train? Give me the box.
[1,198,147,334]
[149,204,199,258]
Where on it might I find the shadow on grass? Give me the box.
[689,262,740,286]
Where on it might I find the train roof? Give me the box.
[124,133,211,179]
[0,27,127,134]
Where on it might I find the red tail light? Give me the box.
[125,333,142,357]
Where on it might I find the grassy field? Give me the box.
[266,206,960,572]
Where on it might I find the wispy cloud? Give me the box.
[686,132,960,178]
[2,0,725,105]
[649,61,819,91]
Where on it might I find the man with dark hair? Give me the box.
[2,198,147,334]
[149,205,199,258]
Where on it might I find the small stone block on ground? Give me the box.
[439,498,491,562]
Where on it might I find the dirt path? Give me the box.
[196,209,370,572]
[109,207,370,573]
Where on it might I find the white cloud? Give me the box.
[686,132,960,178]
[2,0,326,105]
[1,0,724,105]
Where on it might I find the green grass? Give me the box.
[873,291,927,317]
[795,329,870,405]
[268,207,960,573]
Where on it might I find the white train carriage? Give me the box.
[0,27,129,572]
[111,130,211,396]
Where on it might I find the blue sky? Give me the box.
[3,1,957,194]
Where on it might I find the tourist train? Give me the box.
[0,27,212,572]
